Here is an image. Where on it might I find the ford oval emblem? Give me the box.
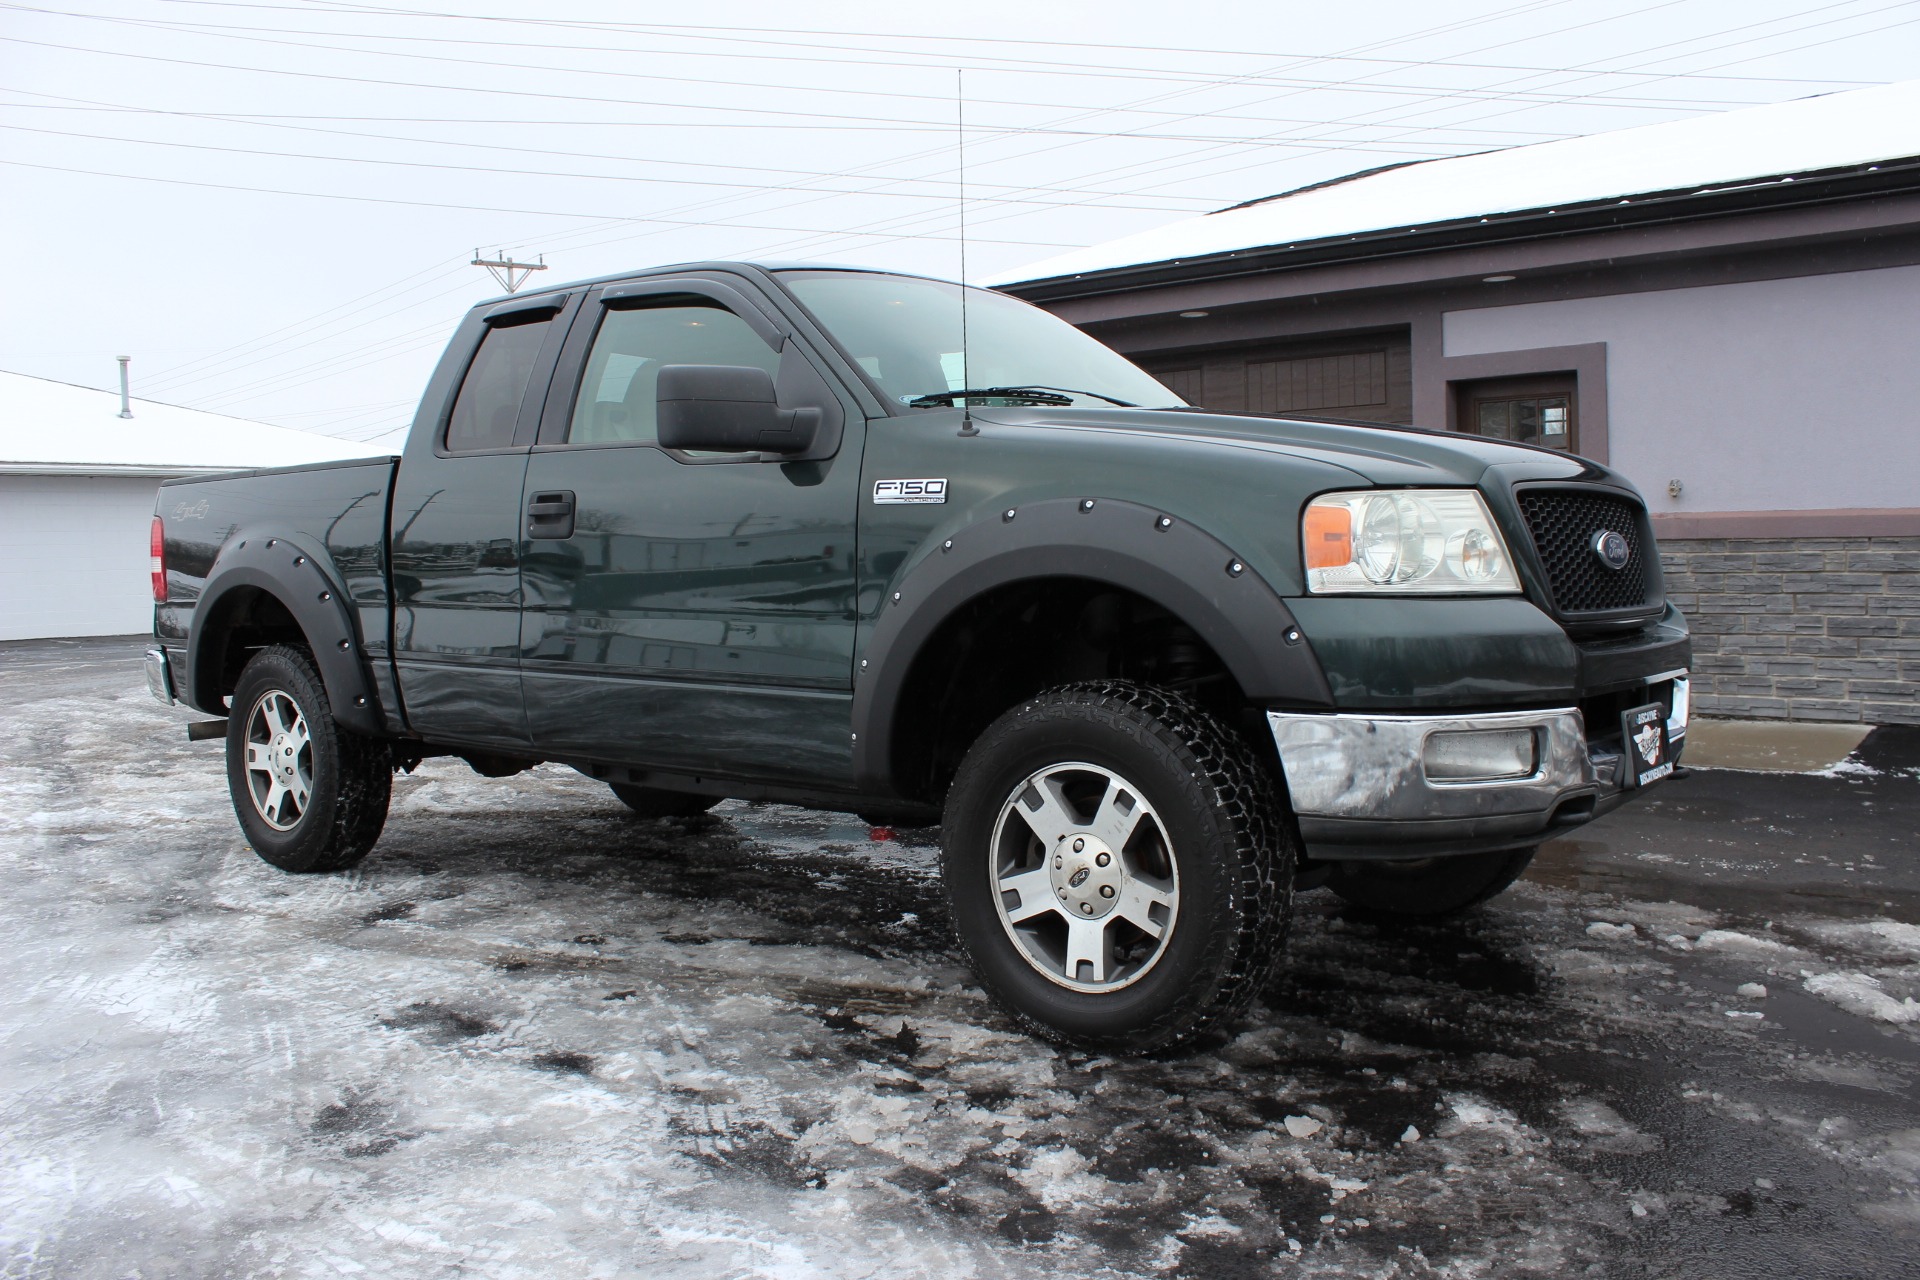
[1591,529,1632,571]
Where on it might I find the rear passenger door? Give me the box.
[517,276,866,785]
[389,293,577,748]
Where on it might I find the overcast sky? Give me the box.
[4,0,1918,445]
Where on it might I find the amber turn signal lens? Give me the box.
[1303,503,1352,570]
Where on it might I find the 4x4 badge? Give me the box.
[1590,529,1631,571]
[873,478,948,505]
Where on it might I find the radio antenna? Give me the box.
[956,67,977,437]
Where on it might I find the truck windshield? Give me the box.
[777,269,1184,411]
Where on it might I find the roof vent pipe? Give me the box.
[117,356,133,419]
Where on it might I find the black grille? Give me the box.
[1515,489,1656,616]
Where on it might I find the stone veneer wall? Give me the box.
[1659,536,1920,725]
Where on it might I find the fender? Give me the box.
[187,530,385,736]
[849,497,1334,794]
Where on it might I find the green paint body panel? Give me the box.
[517,438,864,784]
[153,259,1690,810]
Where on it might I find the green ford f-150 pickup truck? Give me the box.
[147,261,1689,1052]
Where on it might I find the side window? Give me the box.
[569,299,782,445]
[445,315,552,452]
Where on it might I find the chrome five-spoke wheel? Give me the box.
[243,688,313,831]
[990,761,1179,992]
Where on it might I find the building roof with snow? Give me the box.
[0,370,387,477]
[992,80,1920,291]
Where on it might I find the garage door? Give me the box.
[1139,329,1413,423]
[0,474,167,640]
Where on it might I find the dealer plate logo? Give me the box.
[873,478,948,505]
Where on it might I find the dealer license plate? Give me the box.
[1620,703,1673,788]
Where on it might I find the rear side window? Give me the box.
[569,300,780,445]
[445,315,552,452]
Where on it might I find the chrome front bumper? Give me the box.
[1270,676,1688,858]
[144,648,177,706]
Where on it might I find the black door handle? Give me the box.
[526,490,576,540]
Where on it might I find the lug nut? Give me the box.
[1072,837,1085,852]
[1080,903,1094,914]
[1100,885,1116,898]
[1054,856,1062,868]
[1095,851,1111,867]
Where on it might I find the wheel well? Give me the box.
[888,577,1264,805]
[194,586,310,713]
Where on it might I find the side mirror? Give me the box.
[656,364,820,455]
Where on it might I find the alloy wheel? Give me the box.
[989,761,1180,992]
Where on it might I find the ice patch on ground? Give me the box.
[1804,972,1920,1024]
[1556,1098,1662,1154]
[1801,918,1920,961]
[1694,929,1800,956]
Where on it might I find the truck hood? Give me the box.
[971,406,1609,491]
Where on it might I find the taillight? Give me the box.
[150,516,166,602]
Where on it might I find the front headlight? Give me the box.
[1303,489,1521,595]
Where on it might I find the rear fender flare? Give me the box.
[188,531,383,735]
[849,497,1332,794]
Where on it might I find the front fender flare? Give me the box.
[188,531,384,735]
[849,497,1332,794]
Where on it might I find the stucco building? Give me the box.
[993,82,1920,726]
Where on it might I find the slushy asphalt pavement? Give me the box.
[4,635,1917,1279]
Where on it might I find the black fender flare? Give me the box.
[849,497,1333,794]
[187,530,384,735]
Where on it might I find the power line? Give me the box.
[0,25,1799,122]
[0,157,1082,247]
[139,0,1882,87]
[0,120,1229,214]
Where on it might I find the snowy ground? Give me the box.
[3,637,1919,1279]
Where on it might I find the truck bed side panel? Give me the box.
[155,457,399,722]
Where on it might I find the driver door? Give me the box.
[518,277,865,787]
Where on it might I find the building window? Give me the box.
[1455,373,1577,452]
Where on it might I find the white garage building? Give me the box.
[1,371,383,641]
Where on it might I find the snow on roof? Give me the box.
[0,370,388,476]
[991,80,1920,286]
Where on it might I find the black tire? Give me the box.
[225,644,390,873]
[1323,847,1537,918]
[608,783,720,819]
[941,680,1295,1054]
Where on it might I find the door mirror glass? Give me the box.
[656,365,820,455]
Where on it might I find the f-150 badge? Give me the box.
[873,478,948,505]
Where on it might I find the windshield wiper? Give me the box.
[908,386,1072,408]
[1009,385,1139,408]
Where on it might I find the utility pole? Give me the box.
[471,250,548,293]
[117,356,134,419]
